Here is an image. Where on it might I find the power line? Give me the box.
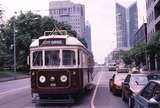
[1,4,50,15]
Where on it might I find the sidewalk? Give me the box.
[0,71,29,82]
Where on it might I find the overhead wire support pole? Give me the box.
[13,12,17,80]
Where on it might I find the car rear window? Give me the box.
[115,74,128,80]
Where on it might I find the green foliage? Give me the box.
[147,32,160,55]
[120,43,147,65]
[0,12,78,70]
[120,32,160,66]
[121,51,132,65]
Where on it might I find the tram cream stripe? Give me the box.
[91,72,103,108]
[0,86,29,97]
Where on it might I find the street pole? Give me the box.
[13,14,16,79]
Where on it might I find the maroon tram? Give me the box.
[29,31,94,103]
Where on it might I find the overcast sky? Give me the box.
[0,0,146,63]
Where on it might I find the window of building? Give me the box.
[77,7,80,12]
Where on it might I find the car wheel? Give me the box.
[112,88,116,95]
[109,87,112,92]
[129,96,134,108]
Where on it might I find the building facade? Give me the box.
[115,2,138,50]
[84,22,92,51]
[133,23,147,46]
[49,1,85,38]
[146,0,160,40]
[128,2,139,47]
[116,3,128,49]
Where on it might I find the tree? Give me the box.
[147,32,160,70]
[0,12,78,71]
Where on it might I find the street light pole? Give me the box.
[13,13,17,79]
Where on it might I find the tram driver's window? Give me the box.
[63,50,76,65]
[32,51,43,66]
[45,50,60,66]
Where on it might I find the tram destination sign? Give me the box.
[39,38,66,46]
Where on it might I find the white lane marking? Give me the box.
[0,86,30,97]
[91,71,103,108]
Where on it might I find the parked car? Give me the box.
[108,63,116,71]
[147,73,160,80]
[121,73,149,108]
[134,80,160,108]
[109,73,128,95]
[116,67,129,73]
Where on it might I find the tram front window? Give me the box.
[45,50,60,66]
[32,51,43,66]
[63,50,76,65]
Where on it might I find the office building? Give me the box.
[84,22,92,51]
[49,0,85,38]
[133,23,147,46]
[146,0,160,40]
[115,2,138,50]
[128,2,138,47]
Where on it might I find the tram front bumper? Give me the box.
[32,93,74,104]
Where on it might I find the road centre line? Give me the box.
[91,71,104,108]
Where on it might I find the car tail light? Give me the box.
[114,80,123,86]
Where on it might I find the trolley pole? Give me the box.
[13,13,17,80]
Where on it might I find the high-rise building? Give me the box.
[115,2,138,50]
[116,3,128,50]
[128,2,138,47]
[49,0,85,38]
[146,0,160,40]
[84,21,92,51]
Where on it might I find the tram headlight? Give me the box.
[50,76,55,82]
[60,75,68,83]
[39,75,46,83]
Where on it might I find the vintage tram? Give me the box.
[29,31,94,103]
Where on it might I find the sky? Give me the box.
[0,0,146,64]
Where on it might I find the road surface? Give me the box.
[0,70,128,108]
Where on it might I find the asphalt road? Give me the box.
[0,70,128,108]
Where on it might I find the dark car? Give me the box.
[109,73,128,95]
[147,73,160,80]
[134,80,160,108]
[121,73,148,108]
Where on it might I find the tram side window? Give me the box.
[32,51,43,66]
[81,51,87,67]
[45,50,60,66]
[63,50,76,65]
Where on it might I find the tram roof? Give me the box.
[30,35,85,48]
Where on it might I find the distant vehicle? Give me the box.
[29,30,94,103]
[109,73,128,95]
[116,68,129,73]
[121,73,148,108]
[134,80,160,108]
[108,63,116,71]
[147,73,160,80]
